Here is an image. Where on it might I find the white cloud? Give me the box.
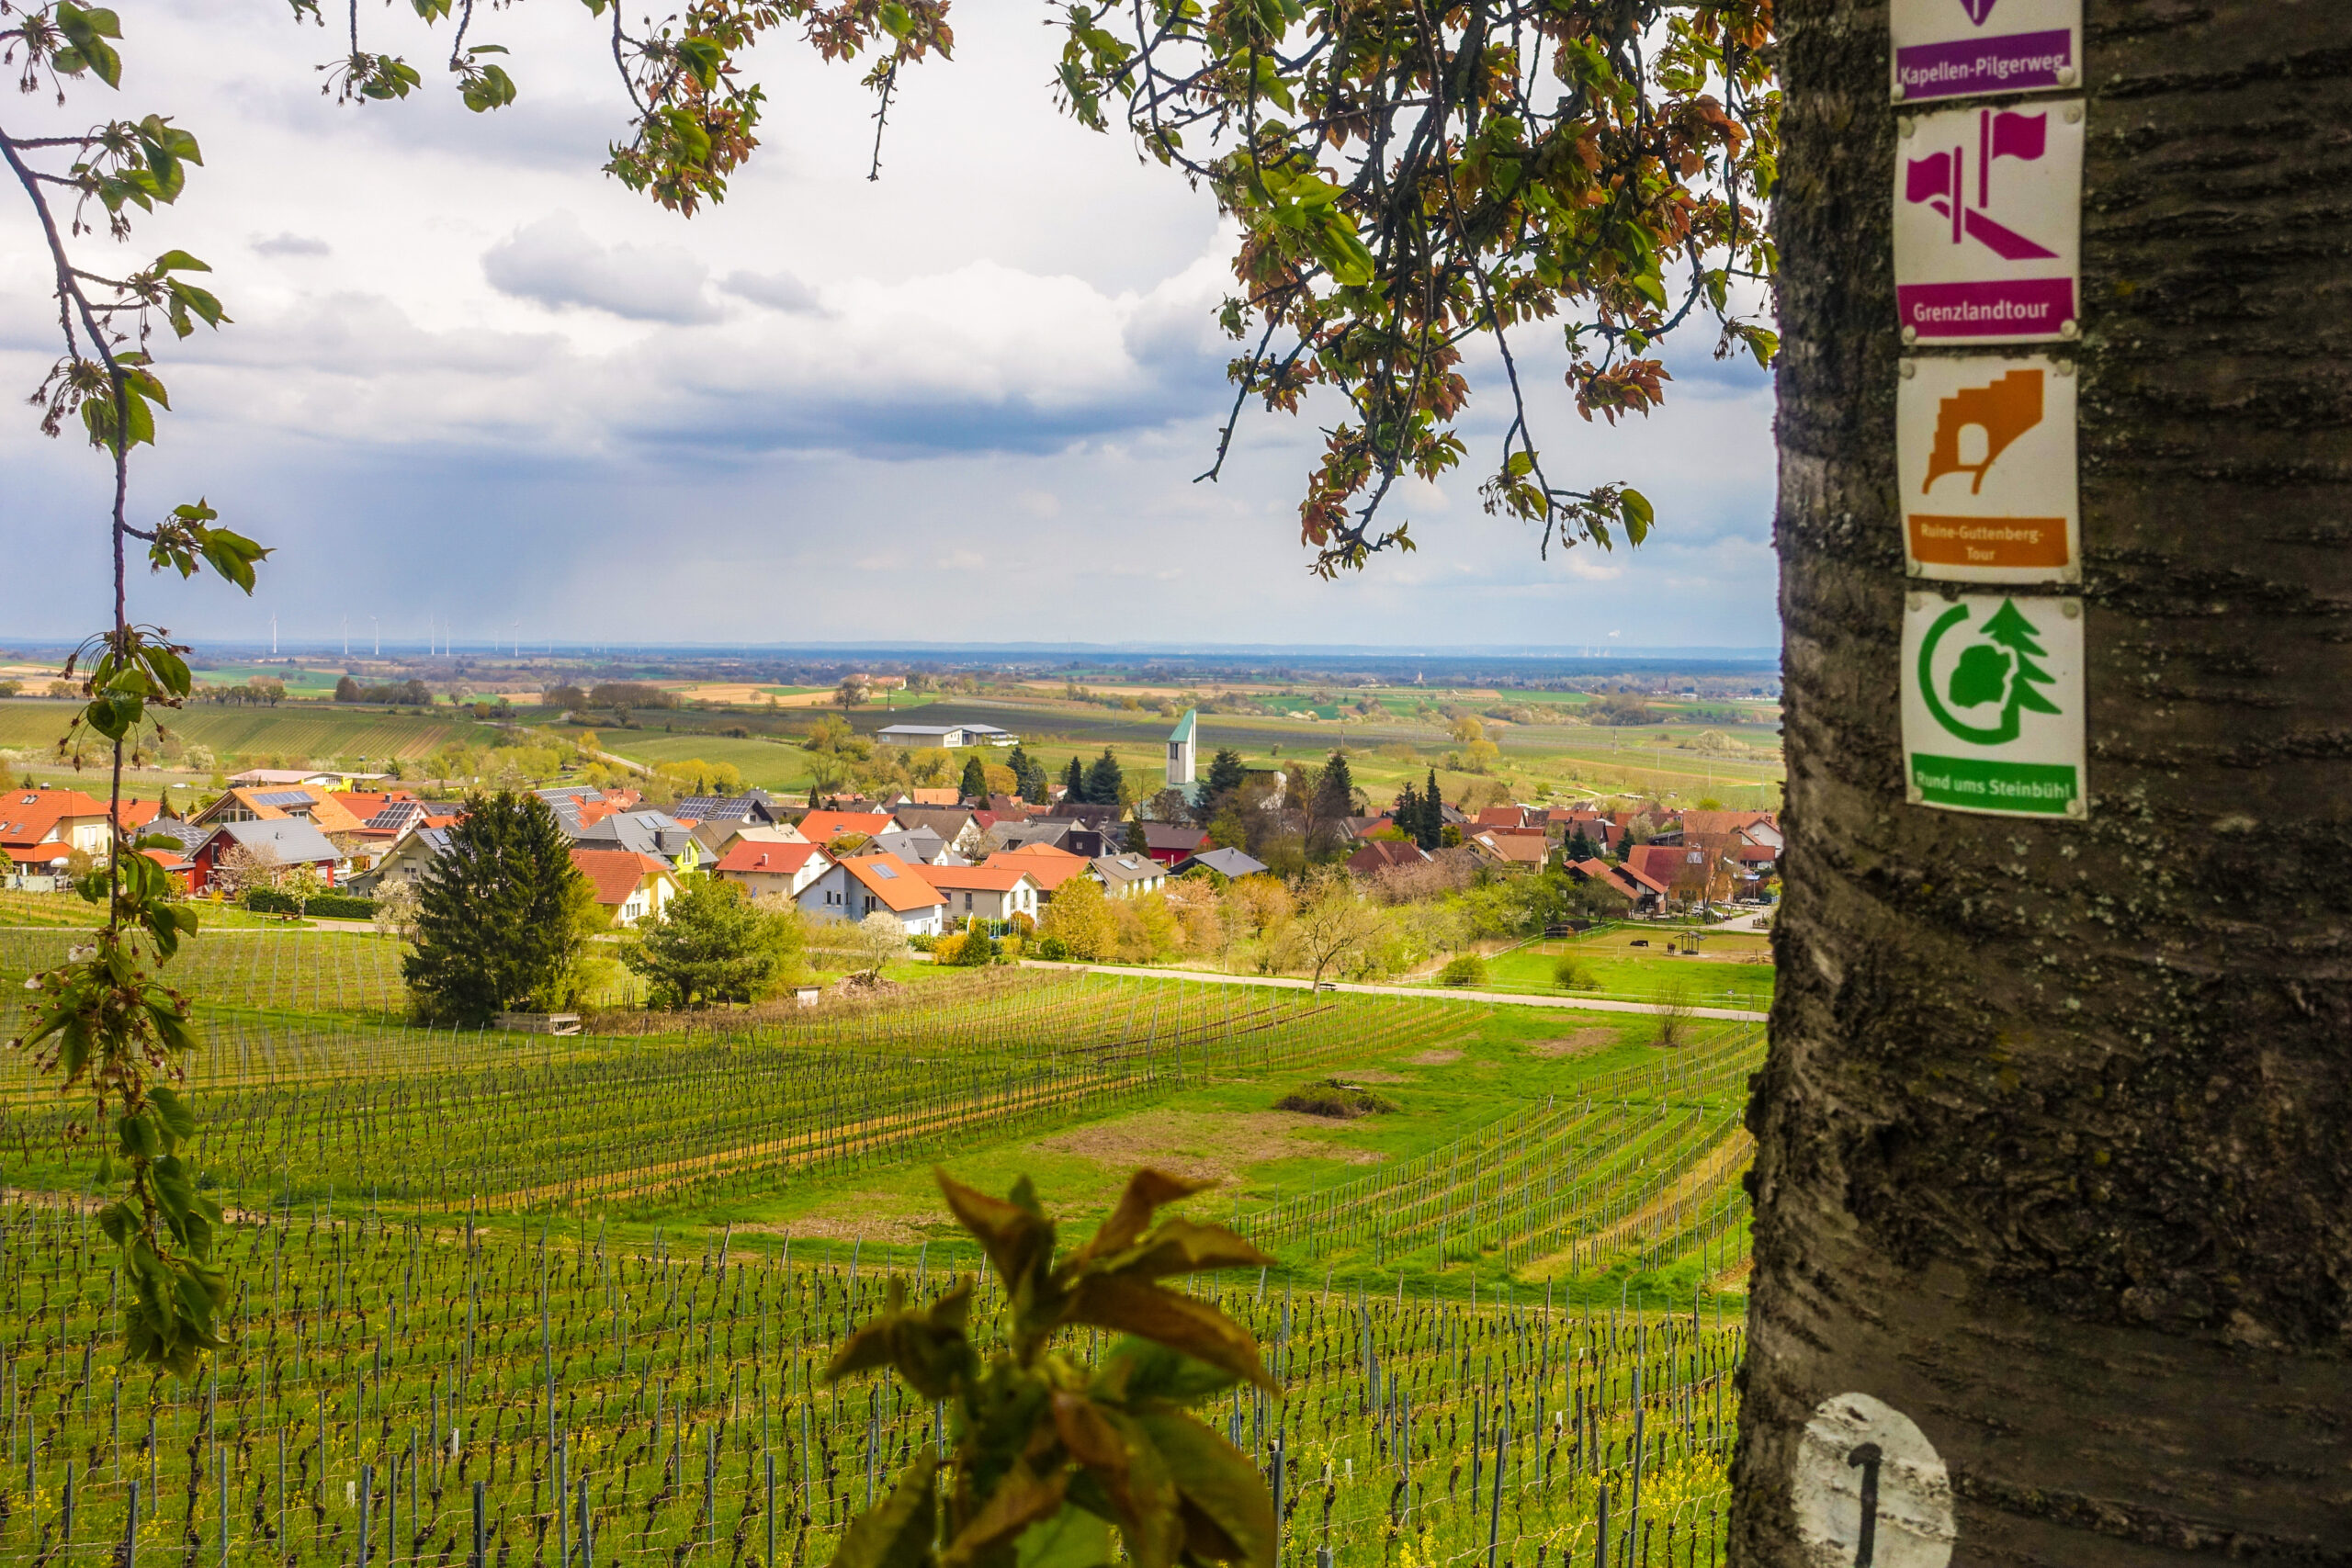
[0,0,1779,649]
[482,212,722,324]
[252,233,332,258]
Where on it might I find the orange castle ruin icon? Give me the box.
[1924,367,2043,493]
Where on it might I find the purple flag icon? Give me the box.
[1906,152,1956,209]
[1989,111,2046,163]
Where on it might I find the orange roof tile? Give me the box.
[0,789,108,846]
[714,841,825,876]
[569,847,673,908]
[838,852,945,913]
[798,810,895,843]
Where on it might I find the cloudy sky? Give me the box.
[0,0,1778,651]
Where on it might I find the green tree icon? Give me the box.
[1977,599,2064,718]
[1920,599,2064,746]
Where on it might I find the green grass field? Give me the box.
[0,697,492,763]
[1463,931,1777,1010]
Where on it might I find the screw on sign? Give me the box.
[1890,0,2083,104]
[1900,592,2086,818]
[1897,353,2078,582]
[1894,100,2083,344]
[1791,1393,1955,1568]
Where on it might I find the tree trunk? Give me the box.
[1739,3,2352,1563]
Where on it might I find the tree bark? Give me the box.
[1738,2,2352,1562]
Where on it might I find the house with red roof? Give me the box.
[711,840,832,901]
[191,784,368,837]
[992,842,1096,903]
[1346,839,1430,876]
[1624,841,1736,910]
[795,809,897,849]
[0,787,114,884]
[796,851,946,935]
[1566,857,1666,914]
[569,847,678,928]
[1466,829,1549,873]
[1137,821,1210,866]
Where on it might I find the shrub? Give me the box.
[908,933,937,953]
[1035,934,1069,961]
[950,929,997,966]
[1274,1077,1399,1119]
[1554,953,1597,990]
[1438,954,1487,987]
[244,890,377,919]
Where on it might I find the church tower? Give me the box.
[1165,708,1197,787]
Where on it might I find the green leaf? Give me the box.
[1017,1503,1114,1568]
[1091,1338,1238,1409]
[55,2,123,86]
[1133,1413,1272,1568]
[1618,488,1653,546]
[937,1169,1057,1299]
[1072,1168,1208,1265]
[153,249,209,274]
[1096,1217,1270,1283]
[1065,1275,1272,1392]
[943,1461,1068,1568]
[827,1453,938,1568]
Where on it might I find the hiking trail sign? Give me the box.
[1898,353,2077,582]
[1891,0,2082,105]
[1894,99,2082,344]
[1903,592,2086,817]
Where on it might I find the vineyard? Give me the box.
[0,931,413,1019]
[0,976,1481,1219]
[0,953,1760,1566]
[0,1193,1737,1568]
[0,700,485,763]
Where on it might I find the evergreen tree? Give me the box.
[1317,749,1356,819]
[1394,780,1421,834]
[1062,755,1086,803]
[402,791,591,1024]
[1084,747,1125,808]
[1124,816,1149,854]
[1006,745,1048,803]
[1421,769,1445,848]
[1204,747,1248,799]
[959,754,989,803]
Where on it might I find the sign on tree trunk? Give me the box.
[1902,592,2086,817]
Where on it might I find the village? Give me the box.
[1,706,1778,948]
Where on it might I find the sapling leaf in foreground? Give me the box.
[826,1168,1279,1568]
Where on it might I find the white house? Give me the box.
[912,862,1043,925]
[796,851,946,936]
[1090,852,1167,899]
[571,848,679,928]
[712,839,832,900]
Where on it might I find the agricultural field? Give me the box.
[0,699,492,766]
[0,942,1757,1568]
[1463,933,1777,1012]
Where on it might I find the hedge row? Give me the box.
[243,890,377,919]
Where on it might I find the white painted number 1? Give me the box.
[1792,1395,1953,1568]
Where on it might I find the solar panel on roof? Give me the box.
[871,864,898,879]
[254,790,318,806]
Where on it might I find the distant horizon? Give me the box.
[0,637,1781,660]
